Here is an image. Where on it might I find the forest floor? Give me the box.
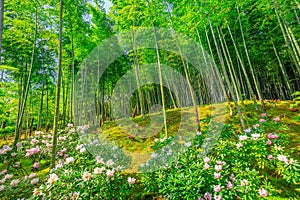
[1,100,299,199]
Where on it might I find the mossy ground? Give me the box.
[0,100,299,199]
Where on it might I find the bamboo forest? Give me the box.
[0,0,300,199]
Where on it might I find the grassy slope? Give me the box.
[100,100,300,199]
[0,100,299,199]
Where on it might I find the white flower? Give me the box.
[69,192,80,200]
[204,157,210,163]
[128,177,136,184]
[55,163,64,169]
[236,143,243,149]
[238,135,248,141]
[65,157,75,164]
[112,146,118,150]
[33,188,42,196]
[154,138,159,142]
[94,167,104,175]
[96,156,104,164]
[30,178,39,185]
[80,148,86,153]
[184,142,192,147]
[106,169,114,178]
[0,185,4,191]
[48,173,59,184]
[106,159,114,167]
[82,171,93,181]
[215,165,222,171]
[240,179,248,186]
[251,133,260,141]
[244,128,251,133]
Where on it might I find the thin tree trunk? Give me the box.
[0,0,4,82]
[51,0,63,169]
[13,6,38,148]
[237,6,265,112]
[37,73,44,131]
[153,25,168,137]
[271,39,292,97]
[226,23,258,111]
[207,16,245,128]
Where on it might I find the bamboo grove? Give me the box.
[0,0,299,167]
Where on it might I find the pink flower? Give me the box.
[273,117,280,122]
[238,135,248,141]
[204,157,210,163]
[29,173,36,179]
[30,178,39,185]
[268,133,278,139]
[236,143,243,149]
[253,124,260,129]
[226,182,233,189]
[204,192,212,200]
[106,169,115,178]
[267,155,273,160]
[204,163,210,170]
[261,113,267,117]
[259,119,266,123]
[214,172,221,179]
[215,165,222,171]
[196,131,202,136]
[267,140,272,145]
[0,170,7,175]
[58,136,66,141]
[214,185,221,192]
[30,138,39,145]
[214,195,222,200]
[258,188,268,196]
[26,147,39,157]
[128,177,136,184]
[4,174,13,179]
[16,143,22,148]
[10,179,19,187]
[67,123,74,128]
[0,185,4,191]
[216,161,223,165]
[277,155,288,163]
[33,162,39,169]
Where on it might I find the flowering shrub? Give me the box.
[141,118,300,199]
[0,116,299,199]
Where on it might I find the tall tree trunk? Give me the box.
[153,25,168,137]
[13,6,38,148]
[51,0,63,169]
[237,6,265,112]
[37,73,45,131]
[0,0,4,82]
[226,23,258,111]
[271,38,292,98]
[132,30,145,118]
[207,16,245,128]
[70,24,75,124]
